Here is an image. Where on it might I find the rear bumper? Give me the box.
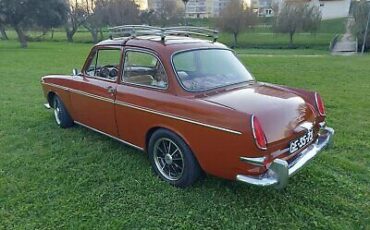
[236,126,334,189]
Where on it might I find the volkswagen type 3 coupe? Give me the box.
[41,26,334,189]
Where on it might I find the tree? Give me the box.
[65,0,87,42]
[352,0,370,52]
[83,0,107,43]
[0,24,7,40]
[218,1,257,48]
[0,14,8,40]
[0,0,67,48]
[154,0,183,26]
[105,0,140,26]
[140,9,156,26]
[273,1,321,47]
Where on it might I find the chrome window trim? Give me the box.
[170,47,256,93]
[75,121,144,151]
[121,48,169,90]
[84,47,122,83]
[42,82,242,135]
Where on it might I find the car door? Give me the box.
[70,47,123,137]
[114,49,170,147]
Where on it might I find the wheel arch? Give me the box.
[47,91,57,108]
[145,126,202,169]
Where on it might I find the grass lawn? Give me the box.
[0,40,369,229]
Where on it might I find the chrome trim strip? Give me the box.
[237,126,334,189]
[42,82,242,135]
[315,92,326,116]
[240,156,266,166]
[115,100,242,135]
[75,121,144,151]
[250,114,267,150]
[42,82,114,103]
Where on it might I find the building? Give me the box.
[185,0,209,18]
[147,0,248,18]
[311,0,351,20]
[248,0,351,20]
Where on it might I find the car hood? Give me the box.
[202,83,315,142]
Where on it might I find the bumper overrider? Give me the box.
[236,126,334,189]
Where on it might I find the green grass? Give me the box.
[0,40,369,229]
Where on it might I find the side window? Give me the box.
[86,49,121,81]
[123,51,168,89]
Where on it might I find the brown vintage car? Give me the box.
[41,26,334,189]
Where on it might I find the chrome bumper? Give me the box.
[236,126,334,189]
[44,103,51,109]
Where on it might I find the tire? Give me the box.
[148,129,202,188]
[52,95,74,128]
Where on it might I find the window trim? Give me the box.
[170,47,255,93]
[84,47,123,83]
[121,48,169,90]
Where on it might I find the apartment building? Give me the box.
[147,0,247,18]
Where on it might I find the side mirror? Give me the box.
[72,68,79,76]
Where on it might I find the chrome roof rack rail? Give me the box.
[108,25,218,42]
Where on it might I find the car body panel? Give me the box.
[41,35,331,184]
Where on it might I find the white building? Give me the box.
[311,0,351,20]
[147,0,248,18]
[249,0,352,20]
[186,0,209,18]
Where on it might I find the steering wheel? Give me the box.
[99,67,110,78]
[108,67,119,79]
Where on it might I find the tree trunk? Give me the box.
[14,25,27,48]
[90,29,98,43]
[99,28,104,41]
[51,28,54,40]
[289,31,294,48]
[0,25,8,40]
[233,32,238,48]
[66,28,74,42]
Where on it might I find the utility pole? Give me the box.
[361,6,370,54]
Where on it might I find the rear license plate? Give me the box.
[289,129,314,154]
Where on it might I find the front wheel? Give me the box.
[52,95,74,128]
[148,129,202,188]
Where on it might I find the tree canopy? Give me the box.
[0,0,68,47]
[218,1,257,48]
[273,2,321,46]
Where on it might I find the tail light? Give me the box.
[251,115,268,150]
[315,92,326,116]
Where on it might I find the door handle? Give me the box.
[107,86,115,94]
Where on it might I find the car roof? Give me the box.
[95,35,229,54]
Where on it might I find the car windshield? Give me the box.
[172,49,254,92]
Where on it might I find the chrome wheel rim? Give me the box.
[153,138,184,181]
[53,98,61,125]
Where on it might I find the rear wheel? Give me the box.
[52,95,74,128]
[148,129,202,188]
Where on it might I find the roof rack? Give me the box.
[108,25,219,42]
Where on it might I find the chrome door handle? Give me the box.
[107,86,115,94]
